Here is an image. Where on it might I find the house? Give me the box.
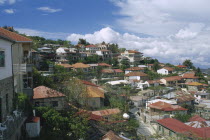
[186,82,204,91]
[38,47,53,53]
[148,101,187,115]
[0,27,33,139]
[85,45,99,53]
[113,69,124,76]
[129,96,148,107]
[124,72,148,81]
[101,69,115,78]
[185,115,210,128]
[125,67,144,74]
[86,85,105,109]
[157,67,174,75]
[33,86,66,110]
[176,65,187,69]
[195,100,210,120]
[156,118,210,139]
[147,64,154,70]
[91,108,121,121]
[102,130,125,140]
[194,92,210,100]
[175,91,195,105]
[95,49,112,60]
[160,76,183,87]
[98,63,112,68]
[81,80,105,109]
[147,80,161,87]
[182,72,199,82]
[71,63,90,72]
[121,50,143,64]
[56,47,70,63]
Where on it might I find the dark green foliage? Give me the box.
[120,59,130,70]
[140,57,159,64]
[173,113,192,123]
[17,93,33,115]
[108,43,120,53]
[183,59,195,69]
[78,38,90,46]
[35,107,89,139]
[152,61,161,71]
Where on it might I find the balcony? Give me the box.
[0,111,26,140]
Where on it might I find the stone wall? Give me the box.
[0,76,14,122]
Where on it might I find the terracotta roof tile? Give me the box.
[188,115,206,122]
[0,27,32,42]
[177,65,187,68]
[101,69,114,73]
[125,67,144,71]
[85,45,96,48]
[98,63,111,67]
[182,72,199,79]
[148,101,187,111]
[125,71,148,77]
[127,50,141,54]
[157,118,210,139]
[162,76,182,81]
[57,63,73,68]
[162,67,174,71]
[71,63,90,68]
[33,86,65,99]
[91,108,120,116]
[102,130,124,140]
[86,86,105,98]
[81,80,98,87]
[113,69,123,73]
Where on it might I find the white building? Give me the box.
[0,27,33,140]
[121,50,143,63]
[157,67,174,75]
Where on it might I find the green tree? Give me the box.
[183,59,194,69]
[173,113,192,122]
[78,38,90,46]
[152,61,160,71]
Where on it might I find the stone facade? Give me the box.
[33,97,66,111]
[0,76,14,122]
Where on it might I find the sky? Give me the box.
[1,0,210,68]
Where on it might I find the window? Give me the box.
[0,51,5,67]
[35,101,40,107]
[51,101,58,107]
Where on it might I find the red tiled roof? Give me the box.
[162,67,174,71]
[85,45,96,48]
[71,63,90,68]
[101,69,114,73]
[148,101,187,111]
[81,80,98,87]
[0,27,32,42]
[113,69,123,73]
[91,108,120,116]
[157,118,210,139]
[182,72,199,79]
[177,65,187,68]
[33,86,65,99]
[125,72,148,77]
[125,67,144,71]
[127,50,141,54]
[188,115,206,122]
[162,76,182,81]
[98,63,111,67]
[147,80,161,84]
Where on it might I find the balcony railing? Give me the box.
[0,110,26,140]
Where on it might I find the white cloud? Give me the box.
[37,7,62,13]
[16,28,68,39]
[0,0,16,5]
[110,0,210,36]
[67,27,210,68]
[4,9,15,14]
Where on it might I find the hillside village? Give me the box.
[1,27,210,140]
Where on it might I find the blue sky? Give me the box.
[0,0,119,34]
[1,0,210,68]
